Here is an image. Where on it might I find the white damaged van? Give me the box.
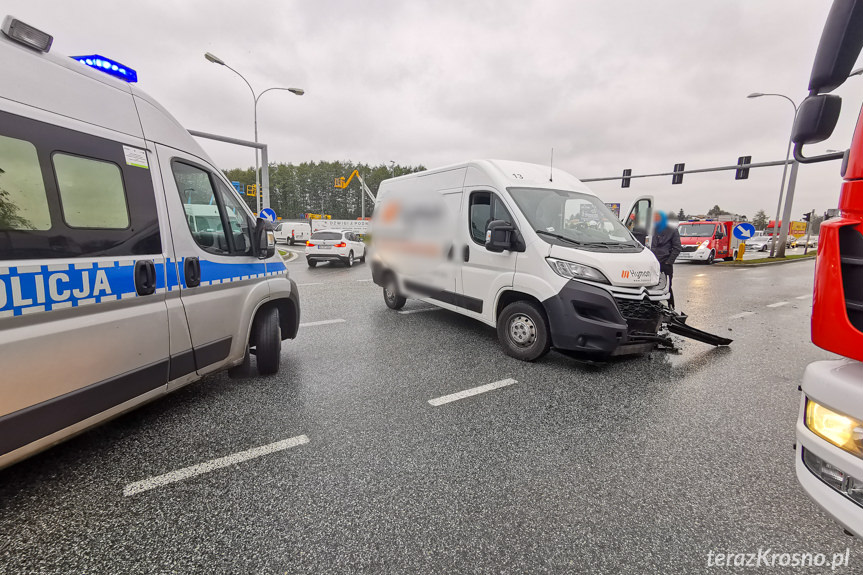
[370,159,669,361]
[0,17,300,469]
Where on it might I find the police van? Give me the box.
[0,17,300,469]
[370,160,669,361]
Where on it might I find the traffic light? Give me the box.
[621,168,632,188]
[672,163,685,185]
[802,212,811,222]
[735,156,751,180]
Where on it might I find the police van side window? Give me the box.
[53,154,129,229]
[172,162,231,255]
[0,134,51,231]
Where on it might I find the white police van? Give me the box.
[0,17,300,469]
[371,160,670,361]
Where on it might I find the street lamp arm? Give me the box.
[223,64,256,102]
[754,92,799,112]
[255,86,304,104]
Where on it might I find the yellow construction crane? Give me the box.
[335,170,376,217]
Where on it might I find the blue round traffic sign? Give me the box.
[259,208,277,222]
[733,222,756,240]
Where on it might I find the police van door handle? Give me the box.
[134,260,157,296]
[463,245,470,262]
[184,257,201,288]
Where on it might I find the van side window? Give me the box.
[173,162,230,255]
[0,134,51,231]
[53,154,129,229]
[469,192,514,245]
[217,180,253,256]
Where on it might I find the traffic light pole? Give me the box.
[775,160,799,258]
[803,209,815,255]
[188,129,270,211]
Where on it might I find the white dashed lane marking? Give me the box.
[123,435,310,496]
[767,301,790,308]
[299,319,346,327]
[398,308,440,315]
[297,282,324,287]
[796,294,811,300]
[428,378,518,407]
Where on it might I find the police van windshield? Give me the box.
[678,223,716,237]
[508,187,639,249]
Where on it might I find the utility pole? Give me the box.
[775,160,800,258]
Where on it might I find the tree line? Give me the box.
[223,161,425,220]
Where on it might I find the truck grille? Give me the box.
[839,226,863,332]
[681,245,698,252]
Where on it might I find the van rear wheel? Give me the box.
[497,301,551,362]
[383,277,406,310]
[253,307,281,375]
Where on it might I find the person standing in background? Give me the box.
[650,211,681,308]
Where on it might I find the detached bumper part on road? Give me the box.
[796,359,863,538]
[541,280,664,357]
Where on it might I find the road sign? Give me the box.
[733,222,756,240]
[231,181,243,194]
[259,208,277,222]
[245,184,257,197]
[605,203,621,217]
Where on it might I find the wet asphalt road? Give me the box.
[1,252,859,574]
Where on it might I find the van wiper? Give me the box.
[535,230,584,246]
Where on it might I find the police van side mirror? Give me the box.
[485,220,525,253]
[254,218,276,259]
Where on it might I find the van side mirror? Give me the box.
[485,220,525,253]
[254,218,276,259]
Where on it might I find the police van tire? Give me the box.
[307,259,317,268]
[383,277,406,310]
[497,301,551,362]
[253,307,281,376]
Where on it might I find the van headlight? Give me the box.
[805,399,863,458]
[698,240,710,250]
[546,258,609,284]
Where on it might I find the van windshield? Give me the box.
[678,223,716,237]
[507,187,639,249]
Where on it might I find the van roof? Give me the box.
[0,16,214,164]
[383,159,594,195]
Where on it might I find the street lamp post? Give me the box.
[747,92,798,258]
[205,52,303,214]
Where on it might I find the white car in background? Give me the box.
[274,221,311,246]
[306,230,367,267]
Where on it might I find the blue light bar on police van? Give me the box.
[71,54,137,83]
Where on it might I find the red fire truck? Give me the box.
[792,0,863,538]
[676,219,742,264]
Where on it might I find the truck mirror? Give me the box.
[808,0,863,93]
[792,94,842,145]
[485,220,524,253]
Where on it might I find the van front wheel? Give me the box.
[497,301,551,362]
[253,307,281,375]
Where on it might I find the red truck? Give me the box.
[792,0,863,538]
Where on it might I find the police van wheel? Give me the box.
[307,259,317,268]
[383,277,406,310]
[253,307,281,376]
[497,301,550,362]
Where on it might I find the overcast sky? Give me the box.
[7,0,862,218]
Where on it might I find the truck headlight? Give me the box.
[805,399,863,458]
[546,258,609,284]
[698,240,710,250]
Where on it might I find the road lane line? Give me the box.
[297,282,324,287]
[796,294,811,299]
[300,318,346,327]
[767,301,790,308]
[398,307,440,315]
[428,378,517,407]
[123,435,310,497]
[729,311,756,319]
[356,279,373,282]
